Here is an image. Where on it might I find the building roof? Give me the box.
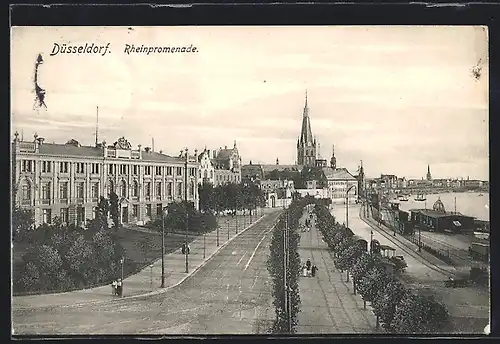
[299,92,314,145]
[409,209,474,219]
[38,143,103,157]
[261,164,301,173]
[322,167,356,180]
[15,142,186,164]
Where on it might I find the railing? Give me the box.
[60,198,68,204]
[41,199,51,205]
[131,196,138,201]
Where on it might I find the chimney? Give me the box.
[138,144,142,159]
[102,140,108,157]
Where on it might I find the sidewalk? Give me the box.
[12,212,267,310]
[296,209,377,334]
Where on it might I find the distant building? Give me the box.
[426,164,432,181]
[322,167,358,204]
[197,148,215,185]
[296,91,317,167]
[12,133,200,228]
[212,141,242,186]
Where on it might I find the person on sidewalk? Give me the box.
[311,265,318,277]
[186,244,190,255]
[306,258,311,276]
[117,279,123,297]
[111,280,117,296]
[302,264,308,277]
[181,243,186,254]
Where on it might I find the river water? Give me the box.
[397,192,490,221]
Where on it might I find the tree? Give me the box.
[392,292,450,334]
[371,279,407,332]
[12,206,35,242]
[21,244,66,291]
[198,182,215,214]
[66,235,96,286]
[109,191,120,230]
[351,253,379,299]
[357,267,390,328]
[335,241,363,281]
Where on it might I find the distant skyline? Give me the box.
[11,26,489,180]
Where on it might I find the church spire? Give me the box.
[299,90,313,144]
[426,164,432,181]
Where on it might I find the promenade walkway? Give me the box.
[296,206,377,334]
[13,211,269,310]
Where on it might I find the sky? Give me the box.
[11,26,489,180]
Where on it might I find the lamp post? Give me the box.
[227,217,230,240]
[282,182,292,333]
[345,184,356,230]
[161,208,168,288]
[418,225,422,252]
[184,148,189,274]
[150,264,154,291]
[370,230,374,254]
[120,256,124,282]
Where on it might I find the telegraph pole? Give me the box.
[184,148,189,273]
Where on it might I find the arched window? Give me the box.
[120,180,127,198]
[132,180,139,197]
[204,170,208,179]
[210,170,214,179]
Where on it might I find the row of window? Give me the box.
[22,180,196,203]
[20,160,197,177]
[41,202,169,225]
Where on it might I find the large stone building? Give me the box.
[211,141,242,186]
[12,133,200,227]
[322,167,358,204]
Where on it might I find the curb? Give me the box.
[14,214,269,310]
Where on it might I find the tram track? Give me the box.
[359,205,457,279]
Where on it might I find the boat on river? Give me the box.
[414,192,426,202]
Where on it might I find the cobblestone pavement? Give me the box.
[296,206,377,334]
[12,211,280,335]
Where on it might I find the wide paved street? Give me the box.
[296,206,377,333]
[12,211,281,335]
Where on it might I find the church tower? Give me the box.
[426,164,432,181]
[357,160,365,197]
[330,145,337,169]
[297,90,317,167]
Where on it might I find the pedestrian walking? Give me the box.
[306,258,311,272]
[117,279,123,297]
[111,280,117,296]
[186,244,190,255]
[311,265,318,277]
[181,243,186,254]
[302,264,308,277]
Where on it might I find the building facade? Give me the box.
[322,167,358,204]
[197,148,215,185]
[12,133,200,227]
[212,141,242,186]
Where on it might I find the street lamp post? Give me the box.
[227,217,230,240]
[184,148,189,274]
[418,225,422,252]
[370,230,374,254]
[161,208,168,288]
[120,256,124,282]
[345,185,355,230]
